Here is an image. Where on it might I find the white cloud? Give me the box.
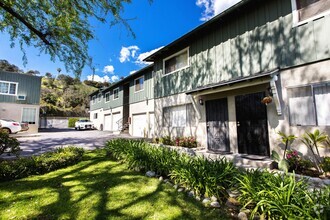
[119,45,140,63]
[87,74,110,82]
[111,75,119,82]
[130,70,137,75]
[86,74,119,83]
[103,65,115,74]
[135,46,164,65]
[196,0,241,21]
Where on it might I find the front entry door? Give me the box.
[206,98,230,152]
[235,92,270,156]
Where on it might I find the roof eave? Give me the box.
[143,0,251,62]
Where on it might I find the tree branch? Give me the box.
[0,1,52,46]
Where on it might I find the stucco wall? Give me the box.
[0,103,40,133]
[129,99,154,137]
[90,106,123,131]
[269,59,330,158]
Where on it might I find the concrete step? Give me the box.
[195,150,274,170]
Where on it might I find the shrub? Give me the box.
[68,118,79,128]
[159,136,174,145]
[170,156,238,199]
[0,146,84,181]
[285,149,314,175]
[321,157,330,173]
[237,169,329,219]
[105,139,238,200]
[0,131,21,157]
[174,136,197,148]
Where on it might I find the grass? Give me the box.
[0,150,230,220]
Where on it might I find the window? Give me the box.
[163,48,189,75]
[292,0,330,24]
[163,104,196,127]
[134,76,144,92]
[98,93,102,102]
[0,80,18,95]
[92,95,96,104]
[105,92,110,102]
[113,88,119,100]
[94,113,98,119]
[288,82,330,126]
[22,108,36,124]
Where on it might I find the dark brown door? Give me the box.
[235,92,270,156]
[206,98,230,152]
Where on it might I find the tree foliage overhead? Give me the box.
[0,0,141,78]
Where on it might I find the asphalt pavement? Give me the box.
[6,128,133,158]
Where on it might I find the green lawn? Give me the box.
[0,150,230,220]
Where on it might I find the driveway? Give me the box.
[8,129,133,157]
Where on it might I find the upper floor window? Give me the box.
[98,93,102,102]
[105,92,110,102]
[292,0,330,25]
[163,48,189,75]
[0,80,18,95]
[288,82,330,126]
[92,95,96,104]
[113,88,119,100]
[135,76,144,92]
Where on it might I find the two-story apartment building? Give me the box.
[143,0,330,157]
[0,71,42,133]
[89,65,155,138]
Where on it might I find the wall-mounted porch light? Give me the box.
[198,97,204,105]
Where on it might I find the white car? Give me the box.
[0,119,22,134]
[75,119,94,130]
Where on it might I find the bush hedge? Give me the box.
[0,131,21,157]
[105,139,330,219]
[0,147,84,181]
[68,118,79,128]
[105,139,238,199]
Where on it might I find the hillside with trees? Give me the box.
[41,73,99,117]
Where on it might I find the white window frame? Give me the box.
[113,88,119,100]
[163,104,197,128]
[92,95,96,104]
[97,93,102,102]
[105,92,110,103]
[163,47,189,76]
[0,80,18,96]
[291,0,330,27]
[288,81,330,126]
[134,76,144,93]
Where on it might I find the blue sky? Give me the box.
[0,0,240,82]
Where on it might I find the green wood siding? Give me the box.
[90,86,123,111]
[0,71,41,104]
[90,67,154,111]
[129,70,154,104]
[154,0,330,98]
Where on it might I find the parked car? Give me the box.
[0,119,22,134]
[75,119,94,130]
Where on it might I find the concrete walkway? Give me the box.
[4,129,133,158]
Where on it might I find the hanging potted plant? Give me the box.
[261,96,272,105]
